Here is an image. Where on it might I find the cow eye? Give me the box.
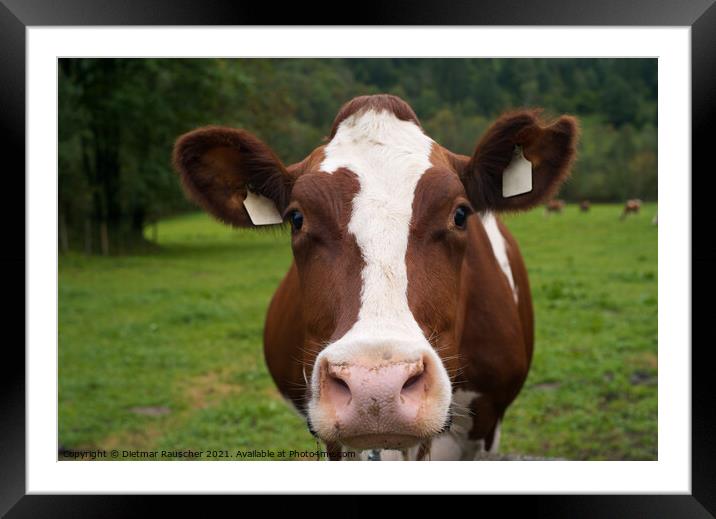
[289,210,304,231]
[454,206,469,229]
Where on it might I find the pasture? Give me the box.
[58,203,658,460]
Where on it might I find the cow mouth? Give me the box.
[339,434,422,450]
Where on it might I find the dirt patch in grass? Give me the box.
[183,369,241,410]
[129,406,172,416]
[103,427,164,450]
[627,351,658,370]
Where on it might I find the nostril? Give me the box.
[402,372,424,391]
[324,369,352,408]
[329,374,351,393]
[401,360,427,395]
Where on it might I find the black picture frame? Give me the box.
[3,0,713,514]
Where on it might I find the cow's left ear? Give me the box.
[460,110,579,212]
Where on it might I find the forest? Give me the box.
[58,58,657,254]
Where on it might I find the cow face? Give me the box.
[174,95,578,451]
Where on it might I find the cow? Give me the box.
[579,200,591,212]
[621,198,642,220]
[545,199,566,214]
[172,94,578,460]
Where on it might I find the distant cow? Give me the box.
[545,199,566,214]
[579,200,590,212]
[173,94,578,460]
[621,199,642,220]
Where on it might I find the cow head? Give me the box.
[173,94,578,451]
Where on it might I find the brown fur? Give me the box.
[405,163,535,451]
[579,200,591,212]
[458,216,532,446]
[264,169,363,413]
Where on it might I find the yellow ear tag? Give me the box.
[502,145,533,198]
[243,189,283,225]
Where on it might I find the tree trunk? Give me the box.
[131,206,146,244]
[59,211,69,254]
[84,218,92,255]
[100,221,109,256]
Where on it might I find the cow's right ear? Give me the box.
[172,126,292,228]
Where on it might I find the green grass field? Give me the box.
[58,203,657,460]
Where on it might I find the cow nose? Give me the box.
[324,358,426,407]
[316,356,440,449]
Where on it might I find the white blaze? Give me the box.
[310,108,452,433]
[318,109,436,350]
[481,212,518,302]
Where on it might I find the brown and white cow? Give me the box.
[545,199,566,214]
[173,95,578,460]
[621,198,642,220]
